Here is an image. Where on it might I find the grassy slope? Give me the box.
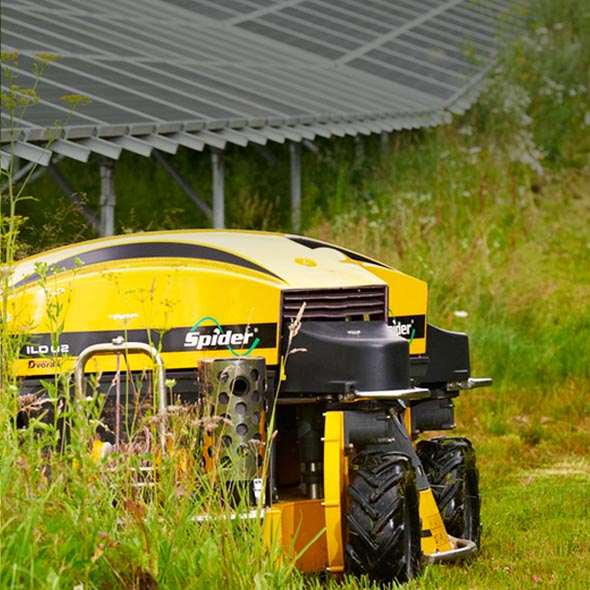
[302,1,590,588]
[306,147,590,590]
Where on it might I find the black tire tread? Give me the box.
[345,449,422,582]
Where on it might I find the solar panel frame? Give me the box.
[1,0,524,163]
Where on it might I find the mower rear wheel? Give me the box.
[416,437,481,546]
[345,448,422,583]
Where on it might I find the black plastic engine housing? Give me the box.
[280,321,410,395]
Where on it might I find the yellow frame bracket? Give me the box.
[323,410,346,574]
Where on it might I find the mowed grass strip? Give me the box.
[470,458,590,590]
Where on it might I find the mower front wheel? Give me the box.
[345,448,422,583]
[416,436,481,547]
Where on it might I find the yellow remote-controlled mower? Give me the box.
[9,230,491,583]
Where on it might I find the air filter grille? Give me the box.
[281,285,387,322]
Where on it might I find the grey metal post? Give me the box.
[354,135,365,162]
[99,157,116,237]
[290,141,302,233]
[380,130,389,152]
[211,148,225,229]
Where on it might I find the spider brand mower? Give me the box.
[9,230,491,583]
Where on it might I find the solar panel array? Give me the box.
[1,0,524,166]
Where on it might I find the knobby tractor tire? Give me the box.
[416,436,482,547]
[345,448,422,583]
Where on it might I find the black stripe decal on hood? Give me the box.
[286,235,389,268]
[15,242,282,287]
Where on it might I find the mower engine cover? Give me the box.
[8,230,429,384]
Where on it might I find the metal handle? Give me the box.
[447,377,493,391]
[74,339,167,454]
[351,387,431,401]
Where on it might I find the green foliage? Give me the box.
[303,0,590,389]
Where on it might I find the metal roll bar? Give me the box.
[74,337,167,454]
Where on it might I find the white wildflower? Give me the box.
[507,130,546,176]
[520,113,532,127]
[108,313,139,323]
[502,84,531,115]
[418,216,435,228]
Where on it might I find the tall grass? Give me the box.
[305,0,590,391]
[3,0,590,589]
[1,348,301,590]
